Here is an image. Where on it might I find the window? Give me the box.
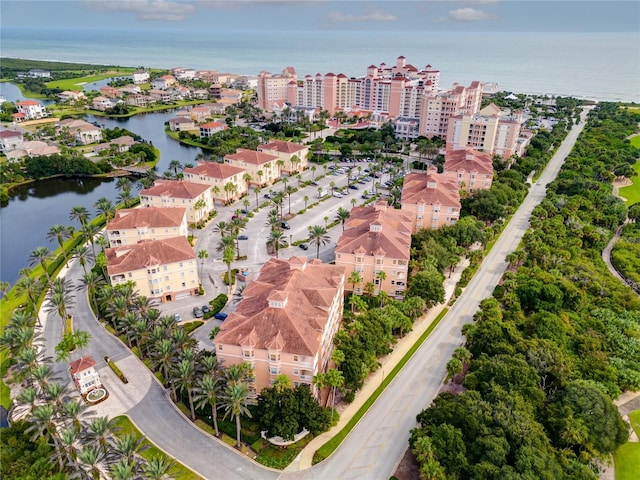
[218,345,223,351]
[181,282,186,287]
[293,369,299,375]
[269,353,280,362]
[293,355,299,362]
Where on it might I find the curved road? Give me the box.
[44,107,591,480]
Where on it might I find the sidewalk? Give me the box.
[284,257,470,472]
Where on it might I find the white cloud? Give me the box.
[437,7,495,23]
[84,0,196,21]
[327,7,397,23]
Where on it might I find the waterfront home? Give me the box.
[125,94,152,108]
[93,135,137,154]
[139,180,214,225]
[99,85,123,98]
[335,202,412,297]
[202,102,227,115]
[106,237,198,302]
[443,148,494,194]
[6,140,61,161]
[168,117,196,132]
[148,89,172,103]
[28,68,51,78]
[151,75,176,90]
[92,96,117,111]
[118,84,142,95]
[209,84,222,98]
[401,168,461,231]
[213,257,345,398]
[57,90,86,103]
[199,121,227,138]
[223,148,280,186]
[16,100,48,120]
[182,161,246,204]
[172,68,196,80]
[56,119,102,145]
[0,129,24,153]
[132,70,150,84]
[257,139,309,175]
[106,207,188,247]
[189,106,211,123]
[69,356,101,395]
[193,89,210,100]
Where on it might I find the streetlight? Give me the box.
[289,234,293,246]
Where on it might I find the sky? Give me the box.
[1,0,639,33]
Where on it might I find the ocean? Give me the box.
[2,27,639,103]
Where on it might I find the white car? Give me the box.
[333,192,343,198]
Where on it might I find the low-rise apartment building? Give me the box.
[0,130,24,153]
[182,161,246,204]
[106,237,198,302]
[139,180,214,225]
[223,148,280,186]
[16,100,48,120]
[443,148,494,194]
[214,257,345,397]
[199,121,226,138]
[401,168,461,232]
[257,140,309,175]
[335,202,413,297]
[105,207,188,247]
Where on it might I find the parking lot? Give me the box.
[157,158,397,338]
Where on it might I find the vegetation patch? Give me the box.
[618,161,640,205]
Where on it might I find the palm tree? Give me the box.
[276,159,285,177]
[211,185,221,207]
[174,358,197,420]
[81,271,105,317]
[169,159,182,177]
[307,225,330,259]
[144,456,176,480]
[325,368,344,412]
[336,207,350,231]
[348,270,363,298]
[198,249,209,273]
[81,223,101,257]
[221,382,257,449]
[29,246,53,285]
[242,173,252,192]
[76,445,107,480]
[303,195,309,209]
[113,433,147,468]
[311,165,317,179]
[46,277,75,335]
[376,270,387,295]
[194,198,207,227]
[285,185,295,215]
[87,416,118,452]
[72,244,92,274]
[109,459,136,480]
[194,374,222,436]
[15,275,45,307]
[266,229,288,258]
[46,224,74,266]
[117,187,133,208]
[257,170,264,186]
[152,338,178,399]
[223,246,235,294]
[69,205,90,228]
[28,404,64,469]
[94,197,114,221]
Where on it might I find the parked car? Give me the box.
[240,209,249,214]
[193,307,203,318]
[311,181,319,186]
[299,243,309,250]
[264,193,272,199]
[174,313,182,322]
[214,312,228,320]
[201,305,210,314]
[349,185,359,190]
[238,234,249,240]
[280,221,291,229]
[333,192,344,198]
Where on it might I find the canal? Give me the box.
[0,83,202,285]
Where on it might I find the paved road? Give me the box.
[41,107,590,480]
[277,106,594,479]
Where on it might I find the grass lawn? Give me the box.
[619,161,640,206]
[112,415,204,480]
[630,136,640,149]
[46,71,134,91]
[614,409,640,480]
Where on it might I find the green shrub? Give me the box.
[181,321,203,335]
[104,356,128,384]
[223,269,239,285]
[209,294,228,314]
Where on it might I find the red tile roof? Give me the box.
[106,237,195,275]
[140,180,210,199]
[0,130,23,138]
[107,207,186,230]
[444,148,493,176]
[215,257,345,356]
[183,161,244,179]
[401,170,461,208]
[258,140,306,155]
[336,204,413,260]
[69,355,97,375]
[224,148,278,165]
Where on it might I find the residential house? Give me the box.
[209,84,222,99]
[93,135,137,154]
[132,70,150,84]
[182,161,246,204]
[92,96,117,111]
[16,100,47,120]
[192,89,210,100]
[443,148,494,194]
[69,356,101,395]
[28,69,51,78]
[224,148,280,186]
[0,130,24,153]
[139,180,214,225]
[168,117,196,132]
[199,121,227,138]
[126,94,152,108]
[99,85,123,98]
[6,140,60,161]
[58,90,86,103]
[56,119,102,145]
[106,237,198,302]
[213,256,345,396]
[106,207,188,247]
[173,68,196,81]
[257,140,309,175]
[220,88,243,103]
[118,84,142,95]
[401,168,461,231]
[203,102,227,115]
[148,89,172,103]
[151,75,176,90]
[335,202,413,297]
[189,106,211,123]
